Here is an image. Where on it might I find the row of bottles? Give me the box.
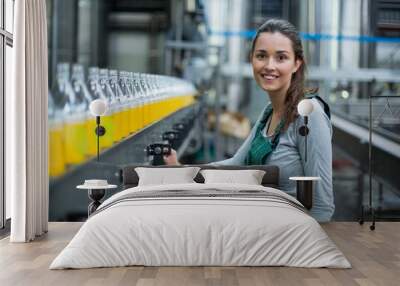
[49,63,197,178]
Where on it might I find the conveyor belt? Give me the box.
[332,112,400,191]
[332,114,400,159]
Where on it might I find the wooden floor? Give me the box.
[0,222,399,286]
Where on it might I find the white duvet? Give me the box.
[50,183,351,269]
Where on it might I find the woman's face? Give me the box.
[251,32,302,96]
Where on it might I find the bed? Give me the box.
[50,165,350,269]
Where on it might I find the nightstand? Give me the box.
[77,183,117,216]
[289,176,320,210]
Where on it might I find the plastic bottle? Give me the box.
[118,71,132,138]
[87,67,110,150]
[100,69,120,144]
[127,72,139,134]
[99,69,118,144]
[71,64,93,158]
[133,73,146,130]
[139,73,153,126]
[109,69,125,141]
[56,63,87,166]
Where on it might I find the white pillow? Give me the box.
[200,169,266,185]
[135,167,201,186]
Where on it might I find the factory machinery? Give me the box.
[49,63,203,221]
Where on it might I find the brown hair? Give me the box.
[251,18,317,129]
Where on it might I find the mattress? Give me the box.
[50,183,351,269]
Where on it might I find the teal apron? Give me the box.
[244,95,330,165]
[245,105,285,165]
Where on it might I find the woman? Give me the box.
[164,19,334,222]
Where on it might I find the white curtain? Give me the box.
[9,0,49,242]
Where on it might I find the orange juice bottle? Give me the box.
[129,73,138,131]
[111,107,119,142]
[52,63,87,167]
[63,113,87,166]
[118,71,132,137]
[165,96,172,117]
[148,95,155,125]
[72,64,95,158]
[149,97,156,124]
[140,74,153,127]
[110,70,127,141]
[156,97,163,122]
[156,97,163,121]
[142,96,149,127]
[124,106,131,136]
[123,99,132,137]
[129,103,136,134]
[173,95,179,112]
[123,71,135,134]
[99,69,118,145]
[176,95,182,110]
[86,116,97,155]
[159,93,168,120]
[137,95,144,131]
[101,112,114,148]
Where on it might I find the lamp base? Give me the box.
[298,125,309,136]
[296,180,313,210]
[289,176,320,210]
[88,189,105,216]
[95,125,106,136]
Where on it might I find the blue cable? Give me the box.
[207,29,400,43]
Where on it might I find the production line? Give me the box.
[48,63,197,177]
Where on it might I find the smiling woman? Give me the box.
[251,33,301,101]
[164,18,334,222]
[250,19,315,131]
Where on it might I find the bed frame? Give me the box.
[121,165,280,189]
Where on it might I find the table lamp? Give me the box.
[89,99,108,161]
[297,99,314,162]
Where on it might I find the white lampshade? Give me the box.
[89,99,107,116]
[297,99,314,116]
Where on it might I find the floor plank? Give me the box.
[0,222,399,286]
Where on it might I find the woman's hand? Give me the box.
[163,149,181,165]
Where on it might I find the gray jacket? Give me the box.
[212,98,334,222]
